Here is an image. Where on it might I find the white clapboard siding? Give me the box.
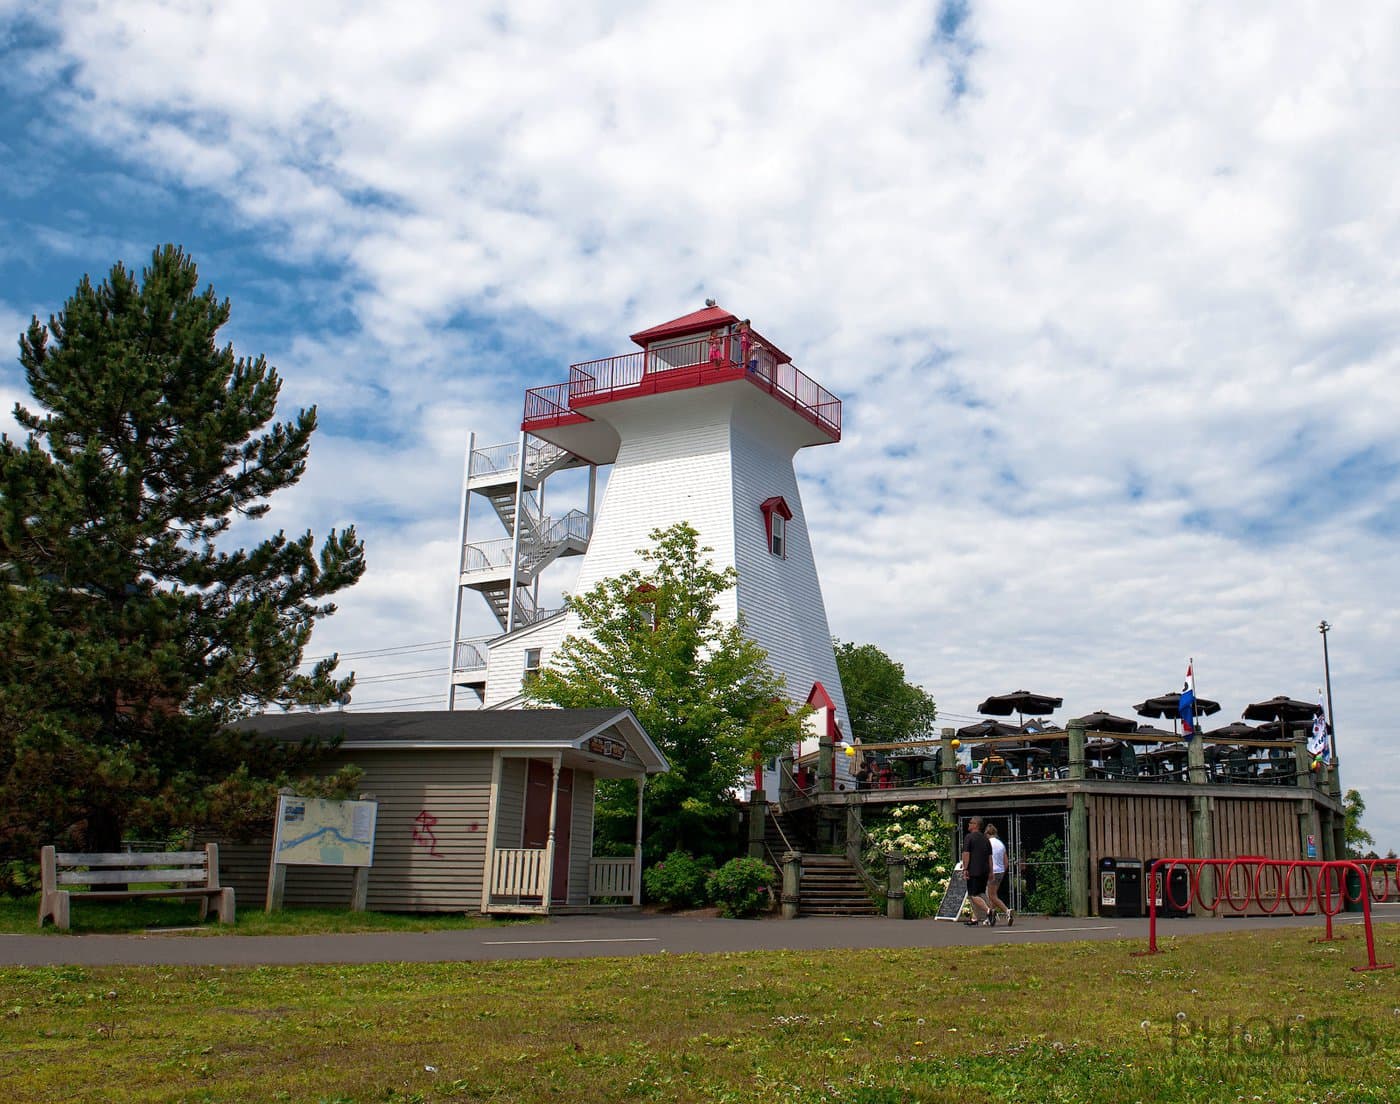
[482,386,849,733]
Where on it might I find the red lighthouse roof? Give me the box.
[521,307,839,461]
[629,305,737,346]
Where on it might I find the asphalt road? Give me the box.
[3,904,1397,968]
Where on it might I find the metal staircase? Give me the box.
[446,434,597,706]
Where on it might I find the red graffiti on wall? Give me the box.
[412,810,445,858]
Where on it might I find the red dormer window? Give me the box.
[630,582,658,631]
[760,496,793,559]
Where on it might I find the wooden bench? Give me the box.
[39,844,235,930]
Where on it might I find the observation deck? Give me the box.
[521,306,842,464]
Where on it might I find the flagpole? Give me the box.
[1190,657,1197,734]
[1319,621,1336,760]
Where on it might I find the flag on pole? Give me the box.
[1308,693,1331,764]
[1178,661,1197,737]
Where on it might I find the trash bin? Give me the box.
[1113,859,1144,918]
[1344,865,1366,913]
[1147,859,1191,918]
[1099,857,1118,915]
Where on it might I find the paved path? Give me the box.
[3,904,1396,968]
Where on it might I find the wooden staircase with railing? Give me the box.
[796,855,879,917]
[760,806,877,917]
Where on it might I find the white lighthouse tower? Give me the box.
[448,305,850,754]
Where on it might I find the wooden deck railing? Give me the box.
[588,857,637,901]
[491,848,547,899]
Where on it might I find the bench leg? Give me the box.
[41,890,71,931]
[216,887,236,925]
[198,896,210,921]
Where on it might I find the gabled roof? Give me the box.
[234,708,668,774]
[629,305,738,346]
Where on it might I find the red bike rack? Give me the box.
[1137,857,1395,972]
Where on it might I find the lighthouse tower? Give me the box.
[449,305,850,746]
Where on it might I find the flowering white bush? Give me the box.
[863,804,956,918]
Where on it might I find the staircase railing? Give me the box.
[469,441,519,479]
[524,440,572,479]
[462,537,516,574]
[845,814,885,903]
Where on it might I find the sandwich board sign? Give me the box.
[935,863,970,921]
[266,793,377,912]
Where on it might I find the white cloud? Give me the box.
[8,0,1400,846]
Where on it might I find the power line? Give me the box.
[299,639,452,665]
[352,666,449,685]
[344,691,448,708]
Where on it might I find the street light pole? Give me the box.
[1319,620,1336,760]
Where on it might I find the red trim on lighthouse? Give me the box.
[629,306,738,346]
[760,496,793,558]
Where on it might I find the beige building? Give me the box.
[228,709,667,915]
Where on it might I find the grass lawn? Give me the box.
[0,895,524,936]
[1,925,1397,1103]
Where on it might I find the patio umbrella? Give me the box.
[1204,720,1259,740]
[1020,717,1063,735]
[955,718,1023,740]
[1242,696,1321,740]
[1069,710,1139,734]
[1253,718,1309,741]
[1134,691,1222,735]
[978,690,1064,723]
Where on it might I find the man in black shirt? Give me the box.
[961,816,994,926]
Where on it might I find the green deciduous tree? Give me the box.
[833,639,938,744]
[0,245,366,880]
[1344,788,1375,858]
[526,523,806,863]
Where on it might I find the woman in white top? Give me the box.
[984,824,1014,925]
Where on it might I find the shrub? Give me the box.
[862,804,956,919]
[1026,834,1070,915]
[707,857,776,918]
[642,850,714,909]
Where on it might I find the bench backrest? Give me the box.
[40,845,219,892]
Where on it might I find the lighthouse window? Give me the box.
[759,495,793,560]
[523,648,542,684]
[770,514,786,558]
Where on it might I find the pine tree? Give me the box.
[0,245,366,874]
[526,523,806,862]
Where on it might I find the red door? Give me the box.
[522,760,573,903]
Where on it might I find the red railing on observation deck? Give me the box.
[522,335,842,441]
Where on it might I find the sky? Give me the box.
[1,2,1396,846]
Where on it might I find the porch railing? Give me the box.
[491,848,548,899]
[588,857,637,901]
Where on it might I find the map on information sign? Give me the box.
[273,795,377,867]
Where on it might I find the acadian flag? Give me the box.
[1308,694,1331,764]
[1178,662,1197,738]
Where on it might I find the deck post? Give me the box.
[543,753,562,908]
[940,728,957,787]
[1067,721,1089,917]
[886,850,906,920]
[781,851,802,919]
[1327,758,1345,861]
[1190,793,1214,915]
[632,775,646,906]
[818,727,834,794]
[748,789,768,859]
[1187,736,1206,786]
